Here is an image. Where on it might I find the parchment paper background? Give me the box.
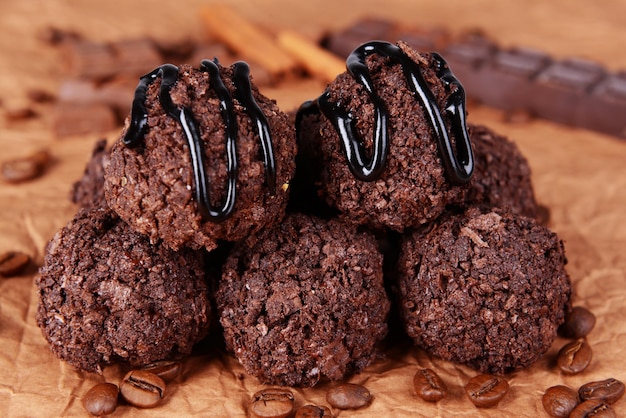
[1,1,625,416]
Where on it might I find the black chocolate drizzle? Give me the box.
[123,60,276,222]
[300,41,474,185]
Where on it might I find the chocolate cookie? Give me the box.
[395,206,571,374]
[294,40,473,231]
[105,61,296,251]
[36,207,211,373]
[70,138,109,209]
[464,124,538,218]
[217,213,390,387]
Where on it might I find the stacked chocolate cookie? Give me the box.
[36,40,572,387]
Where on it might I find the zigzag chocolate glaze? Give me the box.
[123,59,276,222]
[300,40,474,185]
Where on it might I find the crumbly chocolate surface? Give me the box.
[36,207,211,373]
[217,213,390,387]
[296,43,468,231]
[395,206,572,374]
[70,138,109,209]
[104,63,296,251]
[464,124,538,218]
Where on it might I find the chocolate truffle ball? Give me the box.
[70,138,109,209]
[36,207,211,373]
[294,41,473,231]
[217,213,390,387]
[395,206,571,374]
[105,61,296,251]
[464,124,538,218]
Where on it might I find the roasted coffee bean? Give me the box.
[569,399,616,418]
[579,378,625,405]
[413,368,447,402]
[326,383,372,410]
[542,385,579,417]
[0,251,31,277]
[250,388,295,418]
[464,374,509,408]
[82,383,119,416]
[294,404,333,418]
[557,340,592,374]
[119,370,165,408]
[140,360,182,383]
[1,150,50,183]
[559,306,596,339]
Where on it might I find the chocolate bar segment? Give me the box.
[321,18,395,58]
[474,47,551,112]
[441,33,497,101]
[321,18,626,140]
[529,58,606,126]
[579,72,626,138]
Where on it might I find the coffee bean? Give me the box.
[464,374,509,408]
[1,149,50,183]
[559,306,596,339]
[557,340,592,374]
[119,370,165,408]
[82,383,119,416]
[250,388,295,418]
[140,360,182,383]
[413,368,447,402]
[0,251,31,277]
[326,383,372,410]
[542,385,579,417]
[579,378,625,405]
[569,399,616,418]
[294,404,333,418]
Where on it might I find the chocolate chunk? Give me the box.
[529,58,606,126]
[63,40,118,80]
[52,103,117,137]
[579,71,626,138]
[111,38,163,78]
[475,47,551,112]
[322,18,395,58]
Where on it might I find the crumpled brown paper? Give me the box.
[1,1,626,417]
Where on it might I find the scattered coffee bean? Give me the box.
[326,383,372,410]
[1,150,51,183]
[579,378,625,405]
[542,385,579,417]
[569,399,616,418]
[82,382,119,416]
[559,306,596,339]
[250,388,295,418]
[0,251,31,277]
[140,360,182,383]
[464,374,509,408]
[119,370,165,408]
[27,88,56,103]
[4,107,37,121]
[413,368,447,402]
[294,404,333,418]
[557,340,593,374]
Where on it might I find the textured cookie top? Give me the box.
[296,42,471,231]
[36,207,211,373]
[217,213,390,386]
[396,206,571,374]
[465,123,538,218]
[105,62,296,251]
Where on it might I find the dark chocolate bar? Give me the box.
[323,19,626,139]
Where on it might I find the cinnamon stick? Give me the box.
[277,30,346,83]
[199,5,297,80]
